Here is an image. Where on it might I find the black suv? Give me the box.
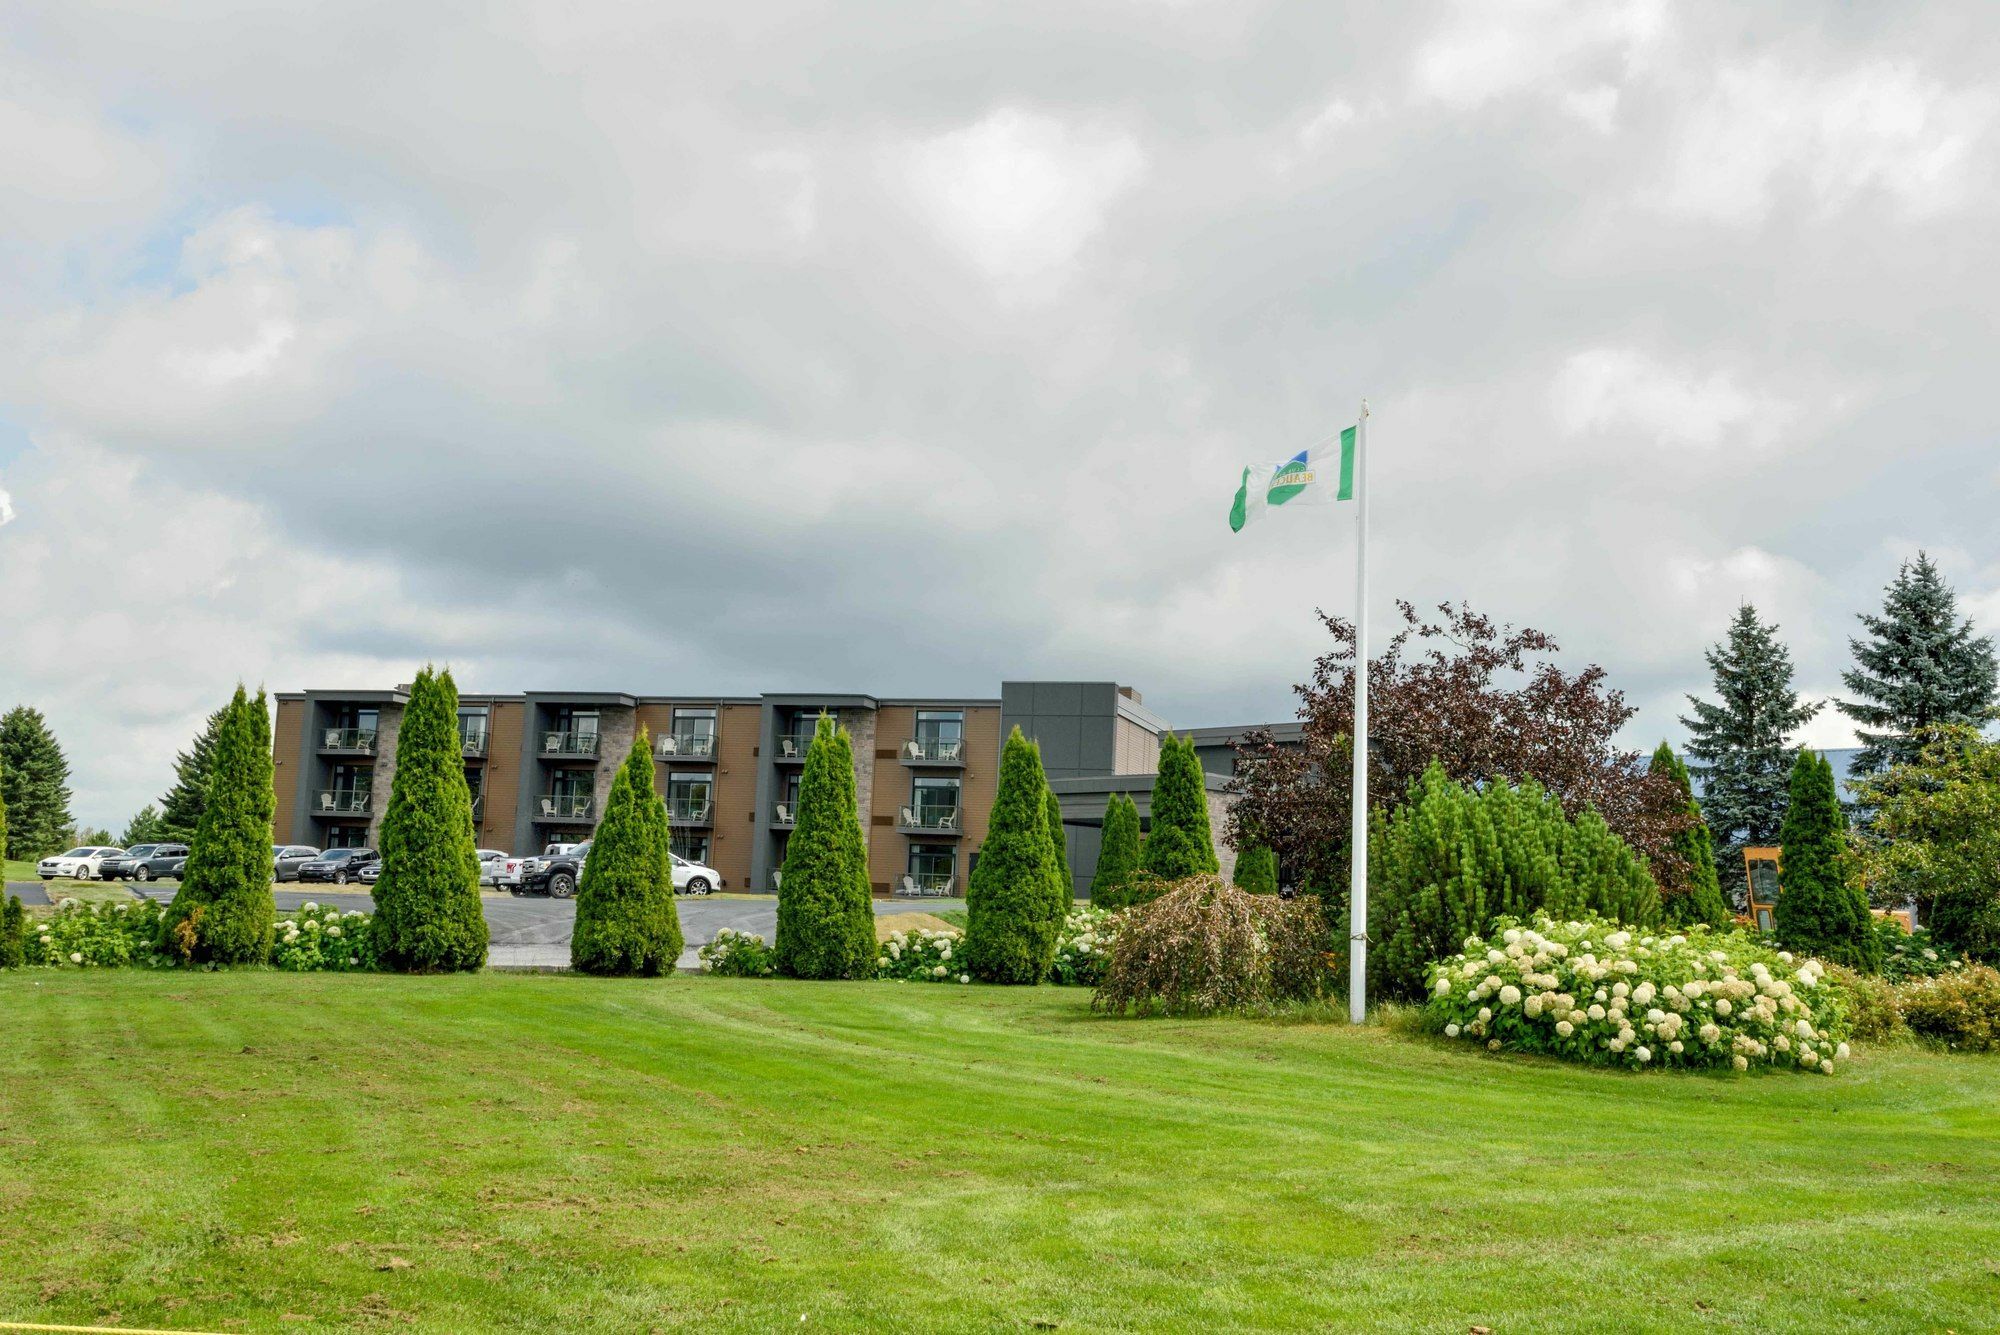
[519,842,591,898]
[103,844,190,883]
[297,848,379,885]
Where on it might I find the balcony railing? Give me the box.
[537,793,595,820]
[774,733,816,760]
[901,872,957,897]
[657,731,717,758]
[470,793,486,821]
[541,730,600,758]
[773,802,797,826]
[460,725,489,757]
[321,728,376,753]
[316,789,372,815]
[898,805,962,833]
[667,800,713,825]
[902,738,965,763]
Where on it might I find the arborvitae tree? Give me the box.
[1089,793,1141,909]
[158,705,227,841]
[1369,762,1661,999]
[0,894,25,968]
[120,804,169,847]
[159,687,275,964]
[1233,842,1279,895]
[773,714,877,979]
[1044,788,1074,907]
[1142,734,1219,879]
[1839,553,2000,776]
[1,706,73,860]
[1680,604,1820,880]
[1775,750,1879,971]
[966,727,1062,983]
[372,667,488,973]
[572,729,685,975]
[0,759,8,866]
[1648,743,1730,929]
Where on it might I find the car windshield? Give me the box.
[58,848,90,858]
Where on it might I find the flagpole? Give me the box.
[1348,400,1370,1025]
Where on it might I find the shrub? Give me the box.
[1233,843,1278,895]
[1897,965,2000,1052]
[1370,762,1661,1000]
[1776,750,1879,972]
[0,894,24,969]
[1876,922,1961,983]
[31,898,172,969]
[272,903,379,972]
[699,927,775,977]
[1092,875,1330,1016]
[876,926,969,983]
[1051,905,1119,987]
[1825,964,1905,1043]
[371,667,488,973]
[1045,789,1074,907]
[1089,793,1142,909]
[1426,915,1851,1074]
[1142,734,1219,880]
[572,730,684,976]
[1649,743,1730,929]
[160,687,276,964]
[965,727,1063,984]
[774,715,878,980]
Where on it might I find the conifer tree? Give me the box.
[372,667,488,972]
[1089,792,1141,909]
[120,805,169,847]
[158,705,227,841]
[1839,553,2000,776]
[773,714,877,979]
[1680,604,1820,877]
[0,894,24,968]
[1044,788,1074,906]
[1648,743,1730,928]
[966,726,1062,983]
[159,687,275,964]
[572,729,684,975]
[1142,734,1219,879]
[0,706,73,860]
[1234,842,1279,895]
[0,759,8,866]
[1775,750,1879,970]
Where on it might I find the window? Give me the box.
[1747,858,1780,906]
[325,826,367,849]
[782,773,802,809]
[911,776,960,825]
[328,764,371,793]
[668,773,712,818]
[458,706,490,750]
[550,707,599,737]
[908,843,956,891]
[550,770,592,799]
[671,832,711,864]
[672,708,718,753]
[914,709,964,758]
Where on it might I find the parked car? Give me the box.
[36,846,126,881]
[99,844,169,881]
[475,849,512,887]
[131,844,191,882]
[272,845,322,882]
[671,852,722,895]
[297,848,379,885]
[357,860,383,885]
[518,842,590,898]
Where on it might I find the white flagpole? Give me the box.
[1348,401,1371,1025]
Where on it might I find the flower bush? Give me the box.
[876,926,969,984]
[1875,922,1962,983]
[698,927,776,977]
[28,898,173,968]
[271,903,378,972]
[1051,906,1119,987]
[1426,914,1852,1074]
[1896,965,2000,1052]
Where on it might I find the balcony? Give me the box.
[536,793,595,821]
[460,725,489,757]
[667,799,713,826]
[316,790,372,816]
[470,793,486,821]
[773,802,797,827]
[774,733,817,761]
[899,737,965,766]
[899,872,957,897]
[540,730,599,758]
[320,728,376,754]
[657,731,717,759]
[898,805,963,835]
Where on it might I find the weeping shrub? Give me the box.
[1369,762,1661,1001]
[1092,875,1329,1016]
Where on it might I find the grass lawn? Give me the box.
[2,975,1997,1333]
[5,858,42,882]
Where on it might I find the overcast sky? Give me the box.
[3,1,1996,831]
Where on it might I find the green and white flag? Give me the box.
[1227,425,1356,533]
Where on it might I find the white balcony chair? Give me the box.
[320,792,334,812]
[324,729,340,748]
[543,734,561,753]
[776,803,793,824]
[659,735,677,756]
[540,797,555,817]
[901,875,919,896]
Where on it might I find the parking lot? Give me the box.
[7,879,964,970]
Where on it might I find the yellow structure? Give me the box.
[1740,845,1915,935]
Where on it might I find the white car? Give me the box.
[671,853,722,895]
[37,846,126,881]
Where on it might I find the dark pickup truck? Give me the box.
[518,842,590,898]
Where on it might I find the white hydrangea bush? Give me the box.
[698,927,775,977]
[1427,914,1852,1074]
[1052,906,1119,986]
[877,927,969,984]
[271,903,377,971]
